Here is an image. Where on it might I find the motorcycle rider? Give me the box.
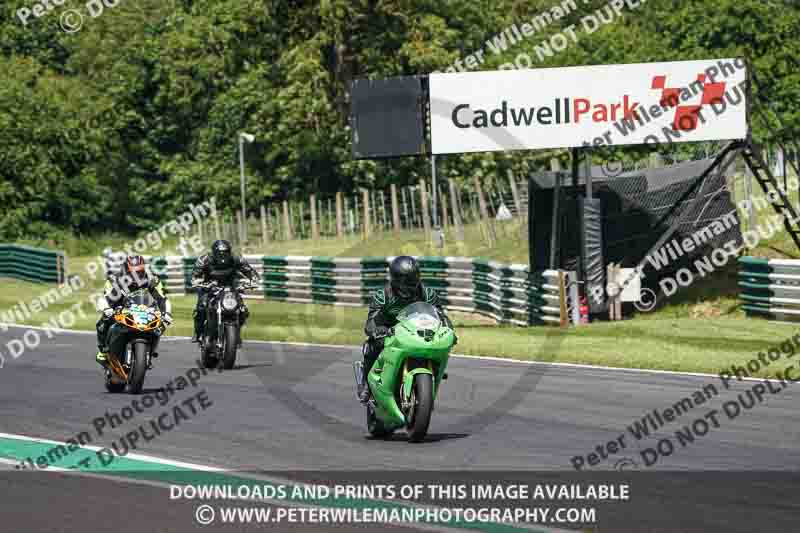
[96,255,173,367]
[190,239,259,343]
[357,255,453,403]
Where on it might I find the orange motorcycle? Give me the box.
[103,289,164,394]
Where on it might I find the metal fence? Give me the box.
[104,251,578,326]
[0,244,66,284]
[739,256,800,321]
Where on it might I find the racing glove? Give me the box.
[162,313,174,326]
[373,326,393,339]
[103,308,114,318]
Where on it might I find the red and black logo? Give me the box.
[651,74,726,131]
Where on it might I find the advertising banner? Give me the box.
[429,58,748,154]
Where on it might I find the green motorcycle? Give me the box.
[354,302,456,442]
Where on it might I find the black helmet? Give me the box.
[124,255,146,279]
[211,240,233,267]
[390,256,421,299]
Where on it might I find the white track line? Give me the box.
[0,432,552,533]
[0,431,223,470]
[0,457,458,533]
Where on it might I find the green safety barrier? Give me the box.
[118,252,573,326]
[0,244,66,284]
[738,256,800,321]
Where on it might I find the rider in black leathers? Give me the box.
[357,255,452,403]
[191,240,259,342]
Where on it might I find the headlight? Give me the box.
[222,292,238,311]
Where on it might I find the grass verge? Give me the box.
[0,278,795,378]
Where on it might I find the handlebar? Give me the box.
[195,281,255,292]
[373,327,394,340]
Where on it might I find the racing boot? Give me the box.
[191,315,203,343]
[96,350,109,368]
[354,361,370,404]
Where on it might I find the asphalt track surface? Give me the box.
[1,325,799,531]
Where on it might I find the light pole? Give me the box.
[239,132,255,243]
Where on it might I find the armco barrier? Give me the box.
[739,256,800,322]
[0,244,66,284]
[104,251,577,326]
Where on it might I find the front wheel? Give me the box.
[407,374,433,443]
[200,343,218,369]
[222,324,238,370]
[127,342,148,394]
[105,372,125,393]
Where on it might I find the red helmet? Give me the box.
[125,255,146,277]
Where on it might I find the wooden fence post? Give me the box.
[371,190,378,231]
[260,204,269,246]
[379,190,388,230]
[449,179,464,242]
[353,194,359,235]
[326,198,333,236]
[474,175,495,245]
[283,200,292,240]
[298,202,306,239]
[390,184,401,235]
[440,186,449,231]
[310,194,319,240]
[419,179,431,237]
[361,188,371,239]
[335,192,344,237]
[401,187,410,229]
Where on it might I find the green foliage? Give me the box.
[1,0,798,243]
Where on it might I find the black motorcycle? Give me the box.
[196,280,252,370]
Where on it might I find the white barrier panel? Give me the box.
[429,58,748,154]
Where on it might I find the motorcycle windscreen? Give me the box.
[125,289,158,326]
[397,302,441,330]
[126,289,156,308]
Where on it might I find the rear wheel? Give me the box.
[127,343,148,394]
[407,374,433,443]
[222,324,238,370]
